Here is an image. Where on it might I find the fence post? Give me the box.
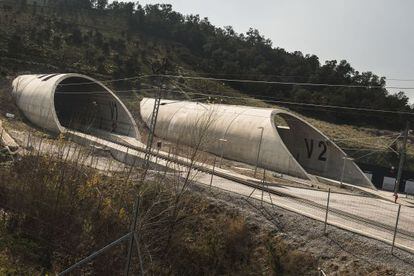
[125,146,130,161]
[125,197,140,275]
[261,169,266,205]
[218,138,227,168]
[391,204,402,254]
[163,147,172,178]
[155,147,160,165]
[324,188,331,235]
[209,156,216,189]
[340,158,346,185]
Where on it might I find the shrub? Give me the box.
[266,235,318,276]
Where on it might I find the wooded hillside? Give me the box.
[0,0,412,129]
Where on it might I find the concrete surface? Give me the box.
[195,172,414,254]
[11,74,139,141]
[140,98,374,189]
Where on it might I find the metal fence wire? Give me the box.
[199,158,414,256]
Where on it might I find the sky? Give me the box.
[112,0,414,99]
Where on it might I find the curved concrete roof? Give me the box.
[140,98,375,189]
[12,73,139,139]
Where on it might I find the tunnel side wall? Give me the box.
[275,113,374,188]
[141,98,375,189]
[12,74,62,133]
[55,81,139,138]
[12,74,140,139]
[140,98,310,179]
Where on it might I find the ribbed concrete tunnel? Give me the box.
[140,98,375,189]
[274,113,369,186]
[12,74,139,141]
[54,76,135,137]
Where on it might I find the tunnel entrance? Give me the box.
[274,113,343,180]
[54,77,138,139]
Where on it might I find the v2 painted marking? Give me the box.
[304,138,327,161]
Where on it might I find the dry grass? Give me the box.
[0,155,133,274]
[265,235,318,276]
[0,143,319,275]
[307,118,398,150]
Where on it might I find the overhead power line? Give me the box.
[161,74,414,90]
[56,86,414,116]
[172,73,414,83]
[56,75,154,86]
[161,75,385,89]
[57,74,414,91]
[164,90,414,116]
[387,78,414,82]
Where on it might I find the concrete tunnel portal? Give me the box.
[274,113,337,177]
[12,74,139,140]
[140,98,375,189]
[273,111,372,186]
[11,75,374,189]
[55,76,133,137]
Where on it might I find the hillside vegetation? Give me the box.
[0,1,413,172]
[0,0,412,131]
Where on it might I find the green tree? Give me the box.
[70,28,83,45]
[95,0,108,10]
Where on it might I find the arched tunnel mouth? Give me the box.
[273,112,358,183]
[274,113,330,175]
[54,76,138,139]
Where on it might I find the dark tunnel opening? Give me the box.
[54,77,137,138]
[275,113,342,179]
[274,112,374,188]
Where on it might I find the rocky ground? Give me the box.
[190,183,414,275]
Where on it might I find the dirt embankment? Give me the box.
[190,183,414,276]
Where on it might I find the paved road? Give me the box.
[195,172,414,253]
[270,185,411,235]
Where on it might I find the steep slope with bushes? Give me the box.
[0,0,412,130]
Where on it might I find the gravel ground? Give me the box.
[189,183,414,275]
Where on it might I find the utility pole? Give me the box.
[394,121,410,196]
[60,70,168,275]
[125,71,165,275]
[142,93,162,169]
